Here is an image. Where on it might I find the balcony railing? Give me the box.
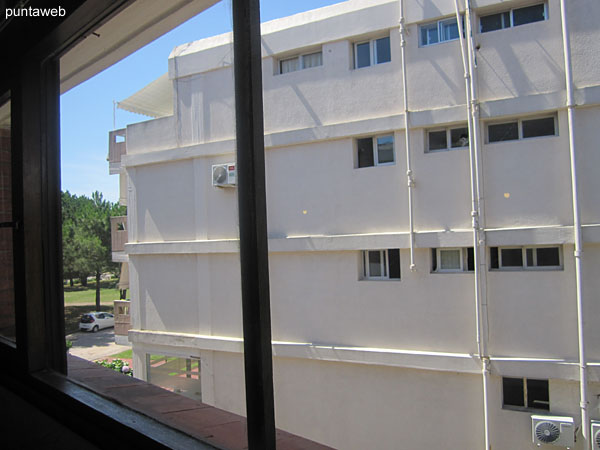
[108,128,126,175]
[110,216,127,253]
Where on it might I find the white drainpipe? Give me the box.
[399,0,416,271]
[455,1,490,449]
[559,1,589,448]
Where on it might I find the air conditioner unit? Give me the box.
[212,163,236,187]
[592,420,600,449]
[532,415,574,448]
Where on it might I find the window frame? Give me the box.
[426,124,470,153]
[277,49,323,75]
[480,2,548,34]
[502,377,550,411]
[419,16,462,47]
[353,35,391,69]
[356,134,396,168]
[362,249,401,281]
[432,247,474,273]
[490,245,562,271]
[486,114,557,144]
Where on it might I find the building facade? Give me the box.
[109,1,600,448]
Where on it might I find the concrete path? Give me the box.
[67,328,131,361]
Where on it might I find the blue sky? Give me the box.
[60,0,343,203]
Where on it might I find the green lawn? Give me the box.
[64,278,122,304]
[110,349,133,359]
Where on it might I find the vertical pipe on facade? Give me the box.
[456,1,490,449]
[398,0,415,270]
[559,1,589,447]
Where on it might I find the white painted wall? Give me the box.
[117,1,600,448]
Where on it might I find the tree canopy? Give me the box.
[62,191,126,308]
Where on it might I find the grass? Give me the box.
[110,349,132,359]
[64,278,121,305]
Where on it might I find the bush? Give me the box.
[95,358,133,376]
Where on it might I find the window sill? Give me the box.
[502,405,550,413]
[65,355,331,450]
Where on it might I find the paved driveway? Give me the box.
[67,328,130,361]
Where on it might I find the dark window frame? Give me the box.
[486,115,557,144]
[362,249,401,280]
[480,2,548,33]
[489,246,562,270]
[502,376,550,411]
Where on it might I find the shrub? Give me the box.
[95,358,133,376]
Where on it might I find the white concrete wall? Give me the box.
[121,0,600,448]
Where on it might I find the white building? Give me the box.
[108,1,600,448]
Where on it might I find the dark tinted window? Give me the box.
[522,117,555,138]
[490,247,499,269]
[450,127,469,148]
[513,4,546,27]
[388,249,401,279]
[357,138,374,168]
[467,247,474,271]
[480,11,510,33]
[501,248,523,267]
[356,42,370,68]
[489,122,518,142]
[431,249,437,272]
[375,37,391,64]
[526,248,534,266]
[428,130,447,151]
[503,377,525,407]
[536,247,560,266]
[527,379,550,410]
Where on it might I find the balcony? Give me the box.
[111,215,127,254]
[108,128,126,175]
[114,300,131,345]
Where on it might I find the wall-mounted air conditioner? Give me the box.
[592,420,600,449]
[212,163,236,187]
[531,415,574,448]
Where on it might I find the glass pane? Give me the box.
[503,377,525,407]
[0,97,15,343]
[375,37,391,64]
[450,127,469,148]
[357,137,374,168]
[490,247,499,269]
[488,122,518,142]
[147,354,202,402]
[536,247,560,267]
[421,23,439,45]
[481,12,510,33]
[440,249,461,270]
[513,4,546,27]
[527,379,549,410]
[302,52,322,69]
[501,248,523,267]
[368,251,382,277]
[356,42,371,68]
[428,130,447,151]
[522,117,555,138]
[376,135,394,164]
[526,248,534,266]
[280,57,299,74]
[388,249,400,279]
[440,19,459,41]
[467,247,474,271]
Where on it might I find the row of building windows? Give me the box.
[276,2,548,73]
[361,246,562,280]
[355,114,557,167]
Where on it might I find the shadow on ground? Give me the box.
[65,305,113,335]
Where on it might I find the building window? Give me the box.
[480,3,547,33]
[278,50,323,74]
[490,246,561,270]
[503,377,549,411]
[356,135,395,168]
[362,249,401,280]
[487,115,556,143]
[426,125,469,152]
[354,35,391,69]
[420,17,461,46]
[432,248,474,272]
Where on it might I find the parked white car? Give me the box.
[79,312,115,332]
